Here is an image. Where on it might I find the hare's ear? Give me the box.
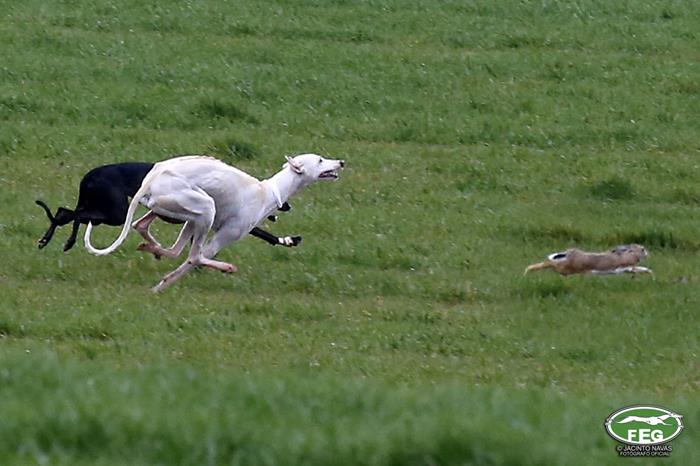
[284,155,304,174]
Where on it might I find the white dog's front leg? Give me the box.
[201,226,246,259]
[179,222,242,274]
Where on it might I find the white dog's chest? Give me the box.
[208,180,271,232]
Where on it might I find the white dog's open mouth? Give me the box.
[319,170,339,179]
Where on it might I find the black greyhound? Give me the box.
[36,162,299,252]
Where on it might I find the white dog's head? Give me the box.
[284,153,345,182]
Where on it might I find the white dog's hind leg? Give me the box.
[152,261,196,293]
[133,211,162,247]
[138,222,194,259]
[149,187,233,290]
[152,245,237,293]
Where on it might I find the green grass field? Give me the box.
[1,0,698,464]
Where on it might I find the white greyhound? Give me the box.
[617,413,682,426]
[85,153,344,292]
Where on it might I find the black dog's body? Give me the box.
[37,162,155,251]
[37,162,299,252]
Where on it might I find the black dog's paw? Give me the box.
[280,235,302,247]
[278,202,291,212]
[63,239,76,252]
[37,238,48,249]
[267,215,278,222]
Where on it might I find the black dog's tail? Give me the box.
[35,200,76,249]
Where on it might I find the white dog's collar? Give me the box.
[264,180,284,208]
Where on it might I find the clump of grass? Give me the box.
[510,225,589,244]
[193,99,258,124]
[669,188,700,205]
[0,133,23,154]
[586,176,636,201]
[62,323,114,341]
[0,320,16,337]
[500,33,547,49]
[517,280,572,299]
[604,230,697,251]
[274,27,375,44]
[111,101,150,127]
[207,138,260,160]
[0,96,40,117]
[559,348,598,363]
[660,8,675,20]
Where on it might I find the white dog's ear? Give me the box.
[285,155,304,174]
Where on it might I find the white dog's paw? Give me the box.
[151,281,166,293]
[223,263,237,273]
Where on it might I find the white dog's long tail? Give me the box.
[84,166,160,256]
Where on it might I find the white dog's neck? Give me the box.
[263,178,284,208]
[265,166,308,206]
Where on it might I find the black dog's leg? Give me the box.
[63,219,82,252]
[64,205,113,252]
[36,200,57,249]
[250,227,302,247]
[266,202,292,222]
[249,227,279,245]
[35,200,76,249]
[38,223,59,249]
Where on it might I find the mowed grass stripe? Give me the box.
[1,352,696,466]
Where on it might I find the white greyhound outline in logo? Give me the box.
[616,413,683,426]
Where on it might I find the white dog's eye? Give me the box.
[318,157,323,164]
